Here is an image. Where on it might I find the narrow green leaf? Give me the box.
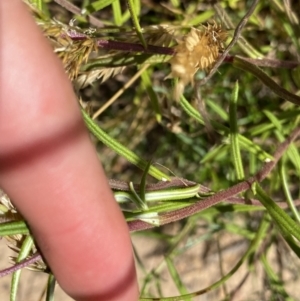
[189,10,215,26]
[261,254,294,301]
[206,99,228,121]
[180,95,273,161]
[224,222,255,240]
[141,68,162,123]
[31,0,43,11]
[233,57,300,106]
[250,123,277,136]
[120,9,131,24]
[256,185,300,243]
[274,131,300,177]
[263,110,283,131]
[238,137,273,161]
[29,0,50,16]
[81,109,170,181]
[129,182,149,210]
[126,0,147,48]
[285,143,300,177]
[140,160,152,203]
[83,0,117,14]
[229,81,245,180]
[0,221,30,236]
[112,0,122,26]
[279,160,300,223]
[133,0,141,16]
[46,274,56,301]
[165,257,191,300]
[170,0,180,7]
[179,95,204,126]
[10,236,34,301]
[121,0,140,24]
[201,144,228,163]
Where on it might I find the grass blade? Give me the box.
[165,257,191,301]
[229,81,245,180]
[82,109,169,180]
[233,56,300,106]
[10,236,34,301]
[279,160,300,223]
[46,273,56,301]
[112,0,122,26]
[0,221,30,236]
[83,0,117,14]
[141,67,162,123]
[256,184,300,244]
[126,0,147,48]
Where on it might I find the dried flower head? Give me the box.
[40,19,97,80]
[168,21,228,99]
[0,190,22,223]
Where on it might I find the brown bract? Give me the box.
[169,22,228,99]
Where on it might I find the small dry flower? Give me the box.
[40,19,97,80]
[168,22,228,99]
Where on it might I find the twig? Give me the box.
[224,55,299,69]
[233,56,300,106]
[0,253,42,278]
[92,64,150,119]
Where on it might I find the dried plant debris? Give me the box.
[0,190,22,224]
[168,22,228,100]
[76,66,126,89]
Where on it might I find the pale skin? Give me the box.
[0,1,139,300]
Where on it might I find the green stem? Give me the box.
[46,274,56,301]
[279,160,300,223]
[10,236,34,301]
[126,0,147,48]
[233,56,300,106]
[229,81,245,180]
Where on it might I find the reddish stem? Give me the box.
[66,31,299,69]
[0,253,42,278]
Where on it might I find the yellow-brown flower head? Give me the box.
[169,22,228,99]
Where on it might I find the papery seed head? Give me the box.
[168,21,228,100]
